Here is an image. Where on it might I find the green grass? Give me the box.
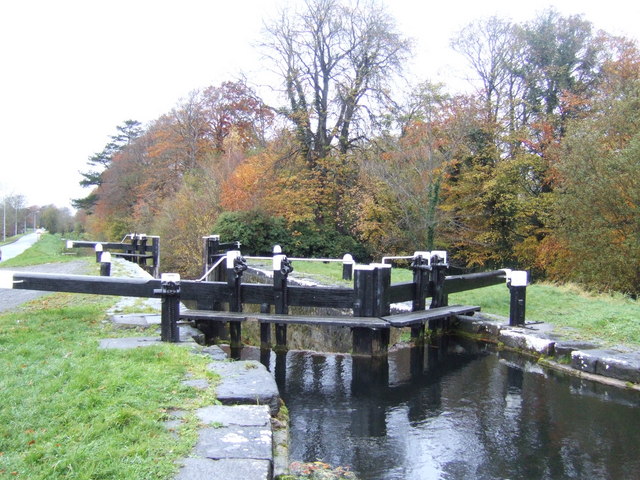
[0,231,219,479]
[450,282,640,346]
[0,233,89,268]
[0,293,217,479]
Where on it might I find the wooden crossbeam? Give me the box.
[381,305,480,327]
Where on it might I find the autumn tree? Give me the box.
[151,167,223,278]
[363,82,462,252]
[73,120,143,213]
[442,10,616,273]
[262,0,411,164]
[200,80,274,154]
[552,39,640,294]
[516,9,603,139]
[451,16,520,128]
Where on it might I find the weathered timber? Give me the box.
[254,313,390,329]
[259,303,272,350]
[352,265,392,356]
[388,282,417,304]
[69,241,136,250]
[287,285,353,308]
[180,309,246,347]
[444,270,506,294]
[382,305,480,328]
[111,253,154,259]
[69,235,160,278]
[11,272,161,297]
[180,310,248,322]
[156,275,181,342]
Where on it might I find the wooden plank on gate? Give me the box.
[254,313,390,329]
[382,305,480,327]
[179,309,247,322]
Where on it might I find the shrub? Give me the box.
[212,210,292,256]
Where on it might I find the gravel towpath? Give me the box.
[0,260,92,313]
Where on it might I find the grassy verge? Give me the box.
[0,294,217,479]
[286,262,640,348]
[450,282,640,346]
[0,233,90,268]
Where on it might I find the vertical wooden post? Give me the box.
[508,270,528,326]
[202,235,222,281]
[130,234,139,264]
[150,236,160,278]
[94,243,103,263]
[429,251,449,308]
[226,251,246,350]
[410,251,430,343]
[157,273,181,343]
[99,252,112,277]
[352,264,391,356]
[199,235,224,310]
[197,236,227,343]
[260,303,272,350]
[138,235,148,268]
[342,254,354,280]
[273,251,292,352]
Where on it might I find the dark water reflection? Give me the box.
[244,338,640,480]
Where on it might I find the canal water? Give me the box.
[246,337,640,480]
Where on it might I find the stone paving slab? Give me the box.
[209,360,280,415]
[110,313,161,326]
[200,345,228,361]
[99,326,200,350]
[99,336,162,349]
[175,458,271,480]
[195,424,273,461]
[197,404,271,427]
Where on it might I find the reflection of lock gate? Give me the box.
[1,234,528,355]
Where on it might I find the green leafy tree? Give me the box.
[554,56,640,293]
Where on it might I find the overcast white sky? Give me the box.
[1,0,638,211]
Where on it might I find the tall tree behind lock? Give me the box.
[443,9,611,272]
[552,37,640,295]
[72,120,143,214]
[263,0,410,163]
[261,0,411,240]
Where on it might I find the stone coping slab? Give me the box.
[455,314,640,386]
[175,458,270,480]
[572,349,640,384]
[195,424,272,461]
[197,404,271,427]
[209,360,280,415]
[110,313,161,326]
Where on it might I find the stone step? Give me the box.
[208,360,281,415]
[175,405,273,480]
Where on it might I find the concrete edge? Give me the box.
[454,313,640,390]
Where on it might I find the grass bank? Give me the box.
[287,261,640,348]
[0,293,217,479]
[0,235,218,479]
